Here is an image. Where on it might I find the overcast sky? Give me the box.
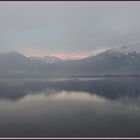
[1,1,140,59]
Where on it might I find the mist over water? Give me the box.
[0,78,139,137]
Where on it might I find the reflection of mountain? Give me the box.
[1,43,140,77]
[1,78,140,101]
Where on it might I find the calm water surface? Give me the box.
[0,78,140,137]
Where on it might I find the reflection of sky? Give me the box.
[0,78,140,136]
[1,90,140,112]
[0,89,140,136]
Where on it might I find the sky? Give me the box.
[1,1,140,59]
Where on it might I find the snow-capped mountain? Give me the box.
[103,42,140,56]
[85,42,140,74]
[87,42,140,62]
[29,55,62,64]
[1,43,140,78]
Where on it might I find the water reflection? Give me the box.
[0,78,140,137]
[0,78,140,101]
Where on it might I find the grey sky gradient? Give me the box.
[1,1,140,57]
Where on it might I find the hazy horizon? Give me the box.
[0,48,109,60]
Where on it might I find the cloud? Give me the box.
[1,1,140,56]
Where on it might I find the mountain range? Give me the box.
[1,43,140,78]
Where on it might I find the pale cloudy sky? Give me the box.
[1,1,140,59]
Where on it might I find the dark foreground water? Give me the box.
[0,78,140,137]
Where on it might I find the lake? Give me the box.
[0,77,140,137]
